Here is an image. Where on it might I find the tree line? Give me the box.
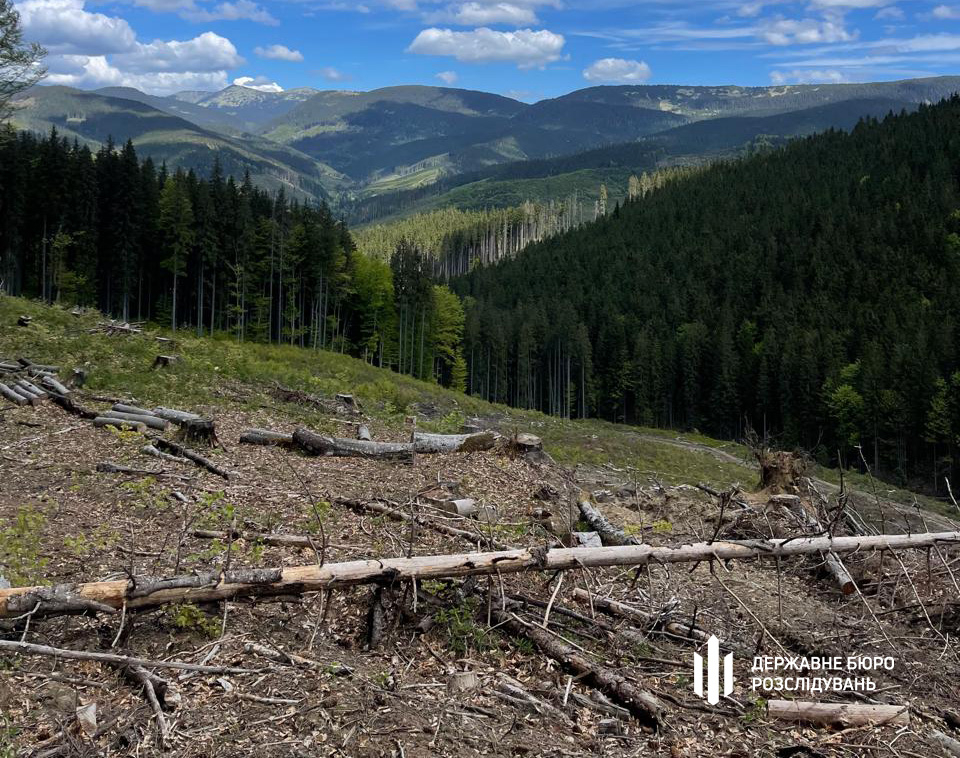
[454,99,960,490]
[0,127,466,388]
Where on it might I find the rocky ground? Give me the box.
[1,377,959,757]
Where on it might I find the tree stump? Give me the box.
[152,355,179,369]
[183,418,218,446]
[17,315,32,327]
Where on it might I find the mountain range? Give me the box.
[10,76,960,215]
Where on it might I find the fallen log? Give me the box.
[156,438,230,480]
[578,501,640,547]
[40,375,71,396]
[336,497,510,550]
[112,403,156,416]
[94,417,146,432]
[0,383,28,406]
[932,729,960,757]
[3,531,957,621]
[490,607,663,728]
[571,588,710,644]
[239,429,294,447]
[766,700,909,727]
[152,407,201,425]
[294,428,413,461]
[412,431,497,454]
[100,410,169,431]
[49,392,98,419]
[142,443,189,464]
[18,379,48,398]
[98,462,162,476]
[772,494,856,595]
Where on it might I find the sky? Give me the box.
[14,0,960,99]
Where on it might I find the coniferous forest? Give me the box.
[455,98,960,487]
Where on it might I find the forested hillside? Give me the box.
[454,97,960,486]
[0,127,466,388]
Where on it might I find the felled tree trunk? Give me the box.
[156,438,230,480]
[3,531,957,621]
[99,410,169,431]
[239,429,294,447]
[490,607,663,728]
[293,428,413,461]
[152,408,201,425]
[571,588,711,644]
[578,501,640,547]
[772,494,856,595]
[0,383,28,406]
[767,700,909,727]
[412,431,497,454]
[94,417,146,432]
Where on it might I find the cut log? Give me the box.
[357,425,372,442]
[447,671,479,694]
[412,431,497,454]
[18,359,60,373]
[40,376,71,396]
[571,588,710,644]
[490,607,663,728]
[239,429,294,447]
[155,438,230,480]
[440,498,478,517]
[767,700,909,727]
[0,383,28,406]
[5,531,956,622]
[192,529,323,549]
[141,444,188,464]
[13,382,42,402]
[98,462,162,476]
[151,407,201,425]
[111,404,156,416]
[578,501,640,547]
[49,392,98,420]
[100,411,169,431]
[93,417,146,432]
[932,729,960,757]
[774,495,856,595]
[18,379,47,398]
[294,428,413,461]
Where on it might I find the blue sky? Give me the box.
[15,0,960,98]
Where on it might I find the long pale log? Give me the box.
[100,410,169,431]
[18,379,47,398]
[932,729,960,757]
[152,407,201,425]
[571,588,711,644]
[294,428,413,461]
[490,607,663,727]
[40,375,71,396]
[156,438,230,480]
[578,501,640,547]
[10,383,39,405]
[112,403,157,416]
[411,431,497,454]
[239,429,294,447]
[94,417,146,432]
[3,532,957,621]
[767,700,909,727]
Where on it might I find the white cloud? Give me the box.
[770,68,848,83]
[44,54,231,93]
[435,69,458,84]
[181,0,277,24]
[874,5,904,19]
[254,44,304,61]
[407,27,565,68]
[112,32,243,74]
[760,18,856,45]
[933,4,960,18]
[582,57,652,83]
[317,66,349,81]
[233,75,283,92]
[17,0,137,55]
[429,2,539,25]
[808,0,893,7]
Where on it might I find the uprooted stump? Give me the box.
[756,449,808,494]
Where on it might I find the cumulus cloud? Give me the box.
[770,68,848,83]
[233,75,283,92]
[181,0,276,24]
[428,2,539,25]
[582,57,651,83]
[407,27,565,68]
[254,44,303,61]
[17,0,137,55]
[44,54,231,93]
[112,32,243,74]
[933,4,960,18]
[435,69,458,84]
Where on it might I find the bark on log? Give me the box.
[0,383,28,406]
[766,700,909,727]
[578,501,640,547]
[156,438,230,480]
[100,411,169,431]
[932,729,960,757]
[112,404,156,416]
[412,431,497,454]
[239,429,294,447]
[571,588,710,644]
[152,408,201,425]
[4,531,956,621]
[94,417,146,432]
[774,495,856,595]
[40,376,71,396]
[357,425,372,442]
[49,392,98,419]
[141,444,186,464]
[489,607,663,728]
[18,379,47,398]
[294,428,413,461]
